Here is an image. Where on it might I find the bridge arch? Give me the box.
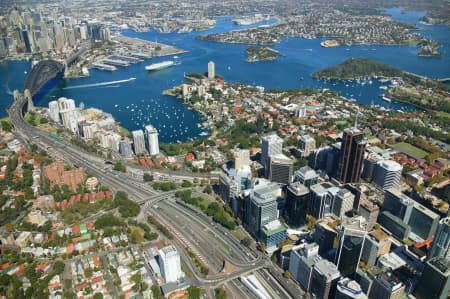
[23,60,65,96]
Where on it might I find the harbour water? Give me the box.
[0,8,448,143]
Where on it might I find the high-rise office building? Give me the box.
[268,154,293,185]
[245,182,279,239]
[358,201,379,231]
[132,129,146,155]
[234,149,250,170]
[310,182,339,219]
[286,182,309,227]
[382,189,414,223]
[158,245,183,283]
[369,271,405,299]
[415,257,450,299]
[333,189,355,218]
[336,277,368,299]
[119,138,133,158]
[428,217,450,261]
[293,166,319,188]
[289,243,321,291]
[48,100,60,122]
[408,200,439,242]
[335,217,367,277]
[337,127,366,184]
[297,134,315,158]
[373,160,403,190]
[145,125,159,156]
[362,155,379,181]
[361,229,392,267]
[208,61,215,80]
[309,259,341,299]
[261,219,286,249]
[314,220,339,256]
[261,134,283,170]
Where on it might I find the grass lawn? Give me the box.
[393,142,429,159]
[198,197,211,210]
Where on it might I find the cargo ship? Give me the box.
[145,60,174,71]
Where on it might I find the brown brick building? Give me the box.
[44,161,85,191]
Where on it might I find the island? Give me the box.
[320,40,341,48]
[245,46,279,62]
[313,58,450,115]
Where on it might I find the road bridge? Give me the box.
[23,43,90,97]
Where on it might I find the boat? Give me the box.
[379,86,388,90]
[381,95,392,103]
[145,61,174,71]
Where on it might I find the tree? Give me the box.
[306,215,317,230]
[85,267,93,279]
[215,287,228,299]
[93,293,103,299]
[241,237,252,247]
[203,185,212,195]
[113,162,126,172]
[187,285,202,299]
[53,261,65,274]
[143,173,153,182]
[284,271,291,279]
[64,291,76,299]
[258,242,266,252]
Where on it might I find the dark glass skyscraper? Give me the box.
[337,127,366,184]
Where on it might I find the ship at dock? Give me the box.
[145,60,176,71]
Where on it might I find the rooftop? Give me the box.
[377,160,402,172]
[314,259,340,281]
[287,182,309,196]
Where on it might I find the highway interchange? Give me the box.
[9,92,301,298]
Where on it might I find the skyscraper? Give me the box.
[234,149,250,170]
[261,134,283,170]
[370,271,405,299]
[335,217,367,277]
[245,182,279,239]
[132,129,146,155]
[268,154,293,185]
[286,182,309,227]
[48,100,60,122]
[428,217,450,261]
[337,127,366,184]
[373,160,403,190]
[333,189,355,218]
[415,257,450,299]
[145,125,159,156]
[309,259,341,299]
[310,182,339,220]
[208,61,215,80]
[158,245,183,283]
[293,166,319,187]
[382,188,414,223]
[119,138,133,158]
[297,134,315,158]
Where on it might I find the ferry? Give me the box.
[381,95,392,103]
[145,60,175,71]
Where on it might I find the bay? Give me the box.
[0,8,448,142]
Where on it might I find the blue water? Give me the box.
[0,9,449,142]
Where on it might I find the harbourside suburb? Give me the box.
[312,58,450,114]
